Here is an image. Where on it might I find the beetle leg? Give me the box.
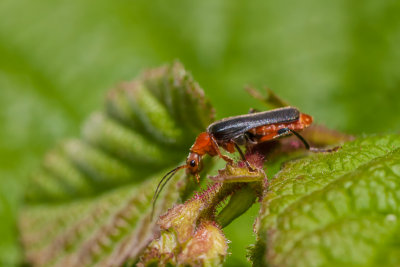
[234,143,255,172]
[210,135,234,164]
[244,132,257,145]
[277,128,339,152]
[195,173,200,183]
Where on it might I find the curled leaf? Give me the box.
[141,153,266,266]
[19,62,214,266]
[140,221,228,267]
[179,221,228,266]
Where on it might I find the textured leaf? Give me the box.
[24,62,214,203]
[253,134,400,267]
[19,62,214,266]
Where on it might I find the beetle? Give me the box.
[152,106,322,213]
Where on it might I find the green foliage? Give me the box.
[19,62,400,267]
[254,134,400,267]
[19,63,214,266]
[24,62,213,203]
[1,1,400,265]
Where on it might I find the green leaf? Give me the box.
[19,62,214,266]
[24,62,214,203]
[253,134,400,267]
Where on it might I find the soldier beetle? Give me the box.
[152,106,333,215]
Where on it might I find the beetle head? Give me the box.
[186,152,202,181]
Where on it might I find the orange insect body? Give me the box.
[250,113,313,142]
[191,113,312,158]
[183,109,313,182]
[152,107,315,213]
[190,132,236,156]
[189,132,218,156]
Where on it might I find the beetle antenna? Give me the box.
[151,165,187,219]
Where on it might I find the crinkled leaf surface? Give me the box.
[19,62,214,266]
[254,134,400,267]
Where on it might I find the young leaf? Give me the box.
[139,152,267,266]
[19,62,214,266]
[252,134,400,267]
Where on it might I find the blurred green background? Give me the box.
[1,0,400,266]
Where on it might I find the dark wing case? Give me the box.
[207,106,300,141]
